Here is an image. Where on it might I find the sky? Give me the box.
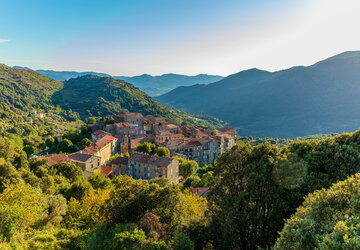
[0,0,359,76]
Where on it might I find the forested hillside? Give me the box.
[52,75,226,128]
[0,64,76,132]
[157,51,360,137]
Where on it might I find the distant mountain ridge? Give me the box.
[51,75,226,128]
[12,66,224,96]
[157,51,360,138]
[1,65,225,130]
[12,66,112,81]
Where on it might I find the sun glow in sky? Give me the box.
[0,0,359,76]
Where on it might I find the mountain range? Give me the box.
[12,66,224,96]
[157,51,360,138]
[52,75,226,128]
[0,64,225,130]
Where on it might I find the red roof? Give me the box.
[101,135,117,141]
[41,153,70,166]
[92,130,106,136]
[83,140,110,154]
[184,140,202,147]
[101,165,113,176]
[114,122,130,128]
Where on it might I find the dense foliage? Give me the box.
[208,129,360,249]
[275,173,360,249]
[0,135,211,249]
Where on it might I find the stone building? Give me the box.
[127,153,179,183]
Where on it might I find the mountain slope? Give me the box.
[0,64,68,130]
[52,75,226,128]
[157,51,360,137]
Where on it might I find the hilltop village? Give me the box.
[38,111,237,183]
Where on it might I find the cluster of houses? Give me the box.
[38,111,237,184]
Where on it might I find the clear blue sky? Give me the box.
[0,0,359,76]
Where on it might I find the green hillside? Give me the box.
[52,75,226,128]
[0,64,73,131]
[157,51,360,137]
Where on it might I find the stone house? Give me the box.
[128,153,179,183]
[96,135,119,155]
[115,111,144,125]
[69,152,101,172]
[112,157,129,176]
[155,130,171,144]
[83,140,112,166]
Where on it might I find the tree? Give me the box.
[183,194,209,224]
[156,147,170,158]
[56,139,75,153]
[105,116,115,125]
[23,145,37,156]
[208,142,289,249]
[64,177,93,201]
[0,184,48,241]
[64,189,110,230]
[136,142,156,155]
[275,173,360,249]
[52,162,84,182]
[179,160,198,180]
[88,170,111,189]
[0,158,22,192]
[78,138,92,150]
[0,136,15,160]
[45,137,55,148]
[172,231,194,250]
[87,117,97,125]
[104,176,185,238]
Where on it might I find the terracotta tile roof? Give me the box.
[145,115,154,119]
[223,134,233,141]
[114,122,130,128]
[189,187,209,198]
[125,112,143,118]
[92,130,106,136]
[101,165,113,176]
[184,140,202,147]
[101,135,117,141]
[130,136,151,149]
[167,124,179,129]
[69,153,94,162]
[129,152,175,167]
[41,153,70,166]
[83,140,110,154]
[156,130,171,136]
